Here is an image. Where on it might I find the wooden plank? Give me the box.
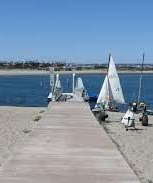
[0,102,139,183]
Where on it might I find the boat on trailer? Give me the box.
[122,53,149,128]
[95,54,125,112]
[129,53,147,114]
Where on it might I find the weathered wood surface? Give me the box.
[0,102,139,183]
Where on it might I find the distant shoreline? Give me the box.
[0,69,153,75]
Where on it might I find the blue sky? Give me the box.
[0,0,153,63]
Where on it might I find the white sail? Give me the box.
[47,67,54,100]
[75,77,84,89]
[53,74,62,101]
[107,56,125,104]
[47,92,52,99]
[121,109,135,127]
[96,76,109,104]
[55,74,61,88]
[49,67,54,90]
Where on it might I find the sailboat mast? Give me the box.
[107,54,111,73]
[138,53,145,103]
[107,54,111,101]
[49,67,55,93]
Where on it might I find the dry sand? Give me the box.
[0,106,46,166]
[0,105,153,183]
[102,111,153,183]
[0,69,48,75]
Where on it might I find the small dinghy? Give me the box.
[47,67,62,102]
[129,54,149,126]
[95,54,125,112]
[74,77,88,102]
[47,67,55,102]
[92,54,125,122]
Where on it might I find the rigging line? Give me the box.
[138,53,145,103]
[144,82,147,104]
[143,73,148,105]
[107,54,111,102]
[131,85,138,103]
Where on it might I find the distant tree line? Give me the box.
[0,60,153,71]
[0,60,107,71]
[0,61,65,71]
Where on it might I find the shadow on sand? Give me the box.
[147,124,153,127]
[129,128,143,131]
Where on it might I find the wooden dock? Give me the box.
[0,102,139,183]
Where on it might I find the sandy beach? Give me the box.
[0,106,46,165]
[0,69,153,75]
[102,111,153,183]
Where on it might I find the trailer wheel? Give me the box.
[142,114,148,126]
[98,112,108,122]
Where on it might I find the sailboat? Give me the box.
[96,54,125,111]
[74,77,88,102]
[47,67,55,102]
[47,67,62,102]
[122,53,148,128]
[129,53,147,113]
[53,73,62,101]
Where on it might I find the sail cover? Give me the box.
[107,56,125,104]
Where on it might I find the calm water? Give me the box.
[0,73,152,108]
